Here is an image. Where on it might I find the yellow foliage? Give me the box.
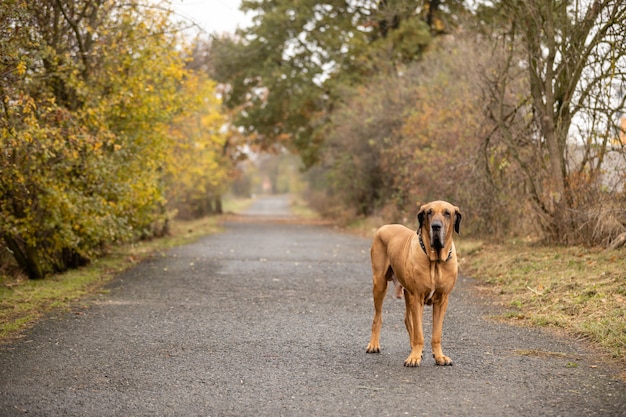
[164,74,233,218]
[0,0,233,278]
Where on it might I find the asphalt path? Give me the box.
[1,195,624,416]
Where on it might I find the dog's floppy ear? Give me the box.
[454,208,462,235]
[417,205,427,229]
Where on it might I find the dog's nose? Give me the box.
[431,220,442,231]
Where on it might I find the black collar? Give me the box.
[418,230,452,262]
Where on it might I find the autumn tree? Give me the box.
[481,0,626,244]
[210,0,458,166]
[0,0,233,278]
[165,74,233,219]
[307,33,491,229]
[1,0,130,278]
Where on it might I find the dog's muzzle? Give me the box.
[430,220,445,250]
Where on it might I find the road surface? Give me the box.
[1,195,624,416]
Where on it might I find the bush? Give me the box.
[0,1,232,278]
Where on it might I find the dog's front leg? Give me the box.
[432,294,453,365]
[403,292,424,367]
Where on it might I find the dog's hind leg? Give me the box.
[366,240,389,354]
[366,268,388,353]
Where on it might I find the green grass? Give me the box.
[221,196,254,214]
[1,262,111,340]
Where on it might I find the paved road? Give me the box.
[1,195,624,416]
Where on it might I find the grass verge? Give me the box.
[0,215,224,343]
[457,239,626,363]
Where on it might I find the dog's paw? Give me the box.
[403,353,423,367]
[433,354,453,366]
[366,343,380,353]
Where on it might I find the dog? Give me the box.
[366,200,462,367]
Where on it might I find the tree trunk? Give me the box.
[3,234,45,279]
[214,196,223,215]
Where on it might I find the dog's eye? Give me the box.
[444,210,450,217]
[427,209,433,216]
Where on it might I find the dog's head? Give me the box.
[417,201,462,262]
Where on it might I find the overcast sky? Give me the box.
[168,0,253,35]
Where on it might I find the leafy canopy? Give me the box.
[211,0,442,166]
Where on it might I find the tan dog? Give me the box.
[366,200,462,367]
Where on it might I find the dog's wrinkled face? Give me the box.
[417,201,462,260]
